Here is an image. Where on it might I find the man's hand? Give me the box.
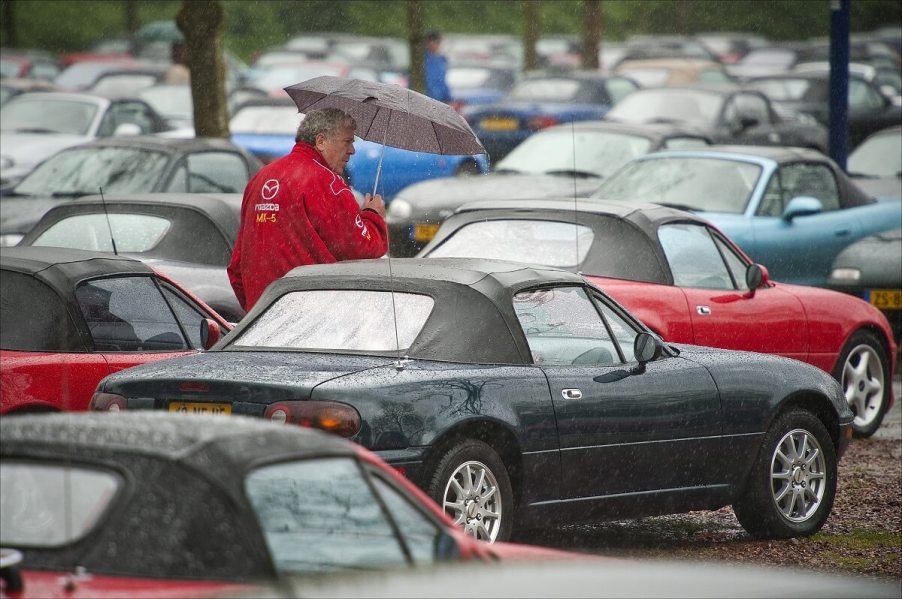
[363,193,386,217]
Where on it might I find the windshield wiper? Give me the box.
[11,127,59,134]
[543,169,601,179]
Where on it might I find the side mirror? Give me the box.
[743,263,768,297]
[113,123,142,136]
[782,196,823,221]
[200,318,222,350]
[630,332,663,375]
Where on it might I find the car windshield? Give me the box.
[231,106,301,134]
[592,157,761,214]
[848,130,902,178]
[506,78,582,102]
[0,96,98,135]
[497,128,652,178]
[428,219,594,268]
[0,461,120,547]
[605,89,722,127]
[231,290,434,352]
[14,146,170,196]
[32,213,171,253]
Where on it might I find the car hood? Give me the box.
[391,173,601,215]
[0,131,89,168]
[99,350,396,401]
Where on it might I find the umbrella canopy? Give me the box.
[284,76,486,156]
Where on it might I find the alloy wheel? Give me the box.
[441,460,503,542]
[769,428,827,522]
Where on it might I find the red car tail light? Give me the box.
[263,401,361,438]
[526,115,560,130]
[90,392,127,411]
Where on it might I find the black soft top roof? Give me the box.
[233,258,591,364]
[1,246,152,292]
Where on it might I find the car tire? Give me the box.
[832,330,889,438]
[425,438,513,543]
[733,408,837,539]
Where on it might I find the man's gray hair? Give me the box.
[296,108,356,144]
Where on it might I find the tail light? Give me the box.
[526,115,560,130]
[264,401,361,438]
[91,392,127,411]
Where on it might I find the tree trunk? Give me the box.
[3,0,18,48]
[407,0,425,94]
[523,0,539,71]
[177,0,229,139]
[123,0,139,35]
[582,0,601,70]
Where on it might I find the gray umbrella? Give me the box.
[283,76,486,156]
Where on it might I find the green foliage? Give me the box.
[2,0,899,61]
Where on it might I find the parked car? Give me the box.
[694,32,769,64]
[746,71,902,149]
[419,200,897,437]
[447,62,519,113]
[386,121,711,257]
[603,85,828,152]
[229,97,489,200]
[0,91,178,187]
[19,193,246,321]
[846,125,902,201]
[51,57,142,90]
[0,49,61,81]
[0,136,262,248]
[0,247,229,415]
[613,58,735,88]
[0,412,579,598]
[828,228,902,342]
[463,71,640,161]
[792,61,902,106]
[92,257,854,543]
[590,145,902,287]
[86,65,168,97]
[0,78,56,105]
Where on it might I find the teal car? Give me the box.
[591,145,902,287]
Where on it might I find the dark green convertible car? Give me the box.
[90,258,854,543]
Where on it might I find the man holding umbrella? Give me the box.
[228,108,387,312]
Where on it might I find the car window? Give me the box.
[512,286,620,366]
[779,163,840,211]
[184,152,249,193]
[0,271,82,352]
[507,78,581,102]
[428,219,593,268]
[0,97,98,135]
[75,276,188,352]
[605,77,638,103]
[31,213,171,253]
[97,101,155,137]
[244,457,409,575]
[0,461,120,547]
[848,78,885,111]
[757,171,785,216]
[659,223,734,289]
[369,475,451,565]
[232,290,434,352]
[14,146,170,196]
[712,233,750,290]
[594,301,639,362]
[161,285,207,348]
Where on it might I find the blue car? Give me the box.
[463,71,640,162]
[591,145,902,287]
[230,97,489,200]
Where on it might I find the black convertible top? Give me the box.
[1,245,153,291]
[233,258,594,364]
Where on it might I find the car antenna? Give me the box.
[99,186,118,256]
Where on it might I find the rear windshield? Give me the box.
[232,290,434,352]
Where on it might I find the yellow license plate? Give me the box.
[413,223,440,242]
[870,289,902,310]
[168,401,232,415]
[479,117,518,131]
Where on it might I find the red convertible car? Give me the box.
[421,199,897,437]
[0,246,230,414]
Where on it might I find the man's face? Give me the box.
[316,126,356,173]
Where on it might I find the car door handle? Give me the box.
[696,305,712,315]
[561,388,582,400]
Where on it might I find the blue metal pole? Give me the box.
[829,0,850,169]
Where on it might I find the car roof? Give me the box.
[238,258,589,364]
[455,198,703,227]
[1,411,356,464]
[1,245,152,283]
[643,144,829,163]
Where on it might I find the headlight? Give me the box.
[387,198,412,221]
[830,268,861,282]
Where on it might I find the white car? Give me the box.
[0,92,183,188]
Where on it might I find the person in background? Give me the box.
[227,107,387,311]
[424,31,451,103]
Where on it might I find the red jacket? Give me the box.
[228,143,388,311]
